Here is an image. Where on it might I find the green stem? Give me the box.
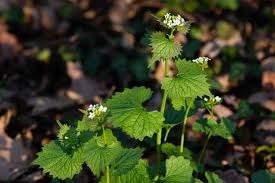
[164,127,171,142]
[179,105,191,154]
[156,60,169,178]
[198,132,211,164]
[169,28,175,39]
[102,125,110,183]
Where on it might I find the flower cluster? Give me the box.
[192,57,211,64]
[87,104,107,120]
[203,96,222,104]
[163,13,185,28]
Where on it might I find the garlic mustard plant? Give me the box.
[33,13,235,183]
[163,13,186,28]
[88,104,107,120]
[192,57,211,70]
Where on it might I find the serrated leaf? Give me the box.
[177,21,191,35]
[161,143,192,159]
[33,141,84,180]
[251,170,275,183]
[83,130,122,176]
[171,97,194,111]
[205,171,224,183]
[56,121,70,140]
[106,87,164,140]
[192,118,235,140]
[162,59,211,110]
[56,121,92,149]
[171,97,186,111]
[111,147,144,176]
[160,156,193,183]
[76,110,98,132]
[101,160,151,183]
[150,32,181,65]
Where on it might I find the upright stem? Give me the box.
[102,125,110,183]
[179,105,191,154]
[198,132,211,164]
[156,60,169,178]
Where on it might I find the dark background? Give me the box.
[0,0,274,182]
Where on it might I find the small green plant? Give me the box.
[33,13,235,182]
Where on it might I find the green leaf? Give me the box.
[162,59,211,110]
[56,121,70,140]
[217,0,239,10]
[172,97,194,111]
[56,121,92,148]
[193,118,235,140]
[83,130,122,176]
[162,143,181,157]
[251,170,275,183]
[101,160,151,183]
[192,178,204,183]
[150,32,182,65]
[190,161,204,173]
[111,147,144,176]
[205,171,224,183]
[160,156,193,183]
[33,141,83,180]
[177,21,191,35]
[106,87,164,140]
[161,143,192,159]
[76,110,98,132]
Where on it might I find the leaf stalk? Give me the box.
[179,104,191,154]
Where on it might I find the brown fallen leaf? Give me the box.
[20,171,43,183]
[40,6,57,30]
[223,95,240,108]
[66,61,108,103]
[27,96,74,116]
[255,120,275,145]
[200,32,243,58]
[214,104,233,118]
[261,57,275,89]
[215,74,238,92]
[249,91,275,112]
[261,57,275,71]
[0,133,30,181]
[0,106,16,131]
[0,21,22,61]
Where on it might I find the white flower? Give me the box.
[162,13,185,28]
[88,112,95,120]
[214,96,222,103]
[192,57,211,64]
[87,104,107,120]
[204,96,222,104]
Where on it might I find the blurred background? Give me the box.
[0,0,274,182]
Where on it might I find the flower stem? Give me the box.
[156,60,169,178]
[198,132,211,164]
[179,104,191,154]
[164,127,171,142]
[102,124,110,183]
